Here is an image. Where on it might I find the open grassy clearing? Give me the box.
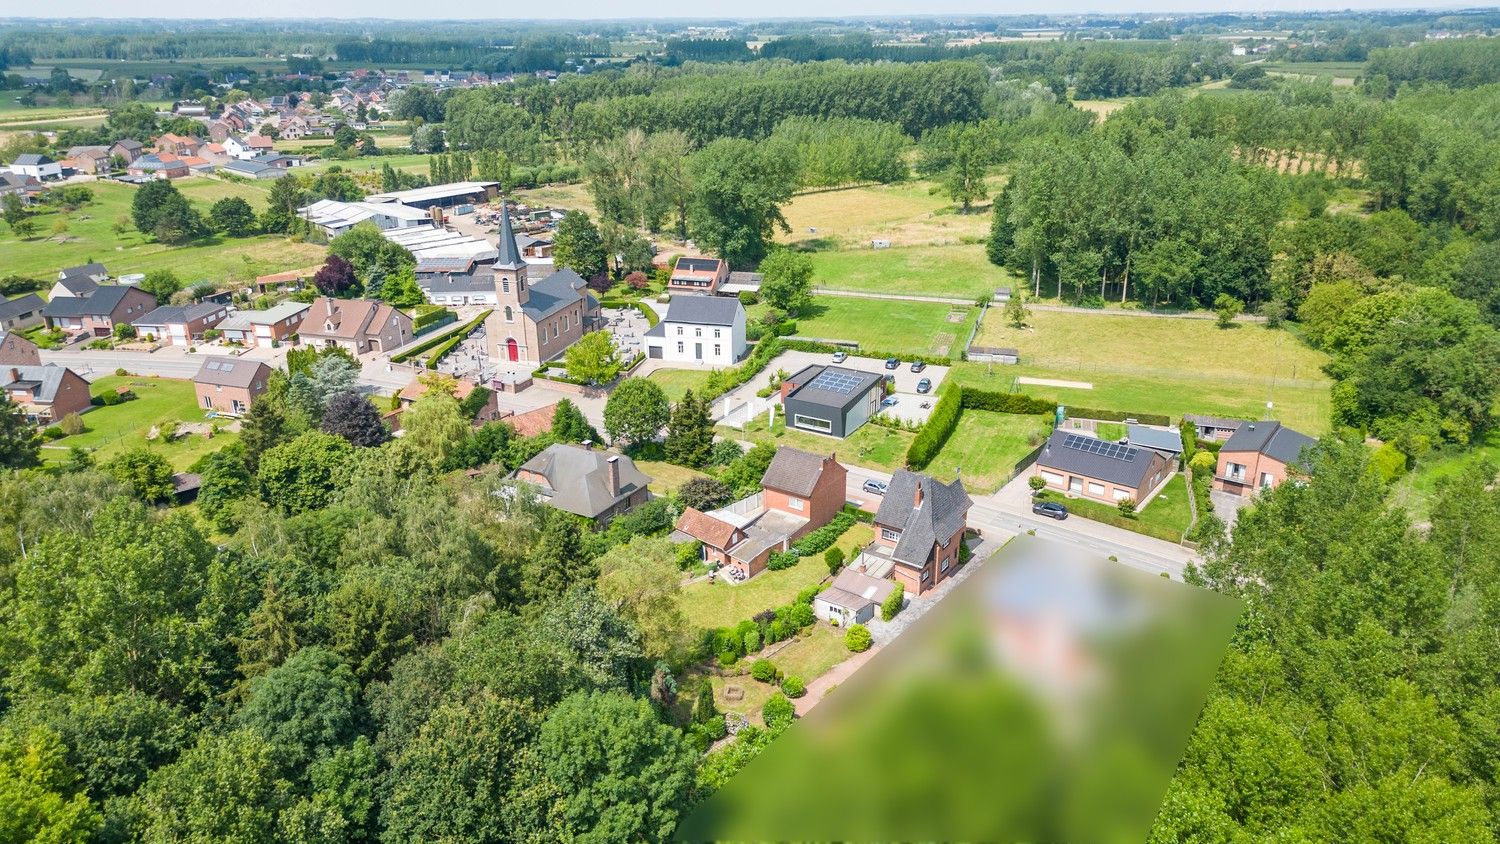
[1264,61,1366,80]
[805,243,1019,300]
[647,367,717,403]
[632,459,709,497]
[1073,99,1133,117]
[757,296,978,358]
[696,622,853,726]
[276,133,411,152]
[775,179,1002,251]
[724,414,913,472]
[513,182,598,217]
[296,153,432,176]
[41,376,237,470]
[680,521,873,632]
[1388,429,1500,521]
[925,410,1052,493]
[969,309,1332,433]
[0,178,325,282]
[1037,473,1193,541]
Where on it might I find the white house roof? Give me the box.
[365,181,499,205]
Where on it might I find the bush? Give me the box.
[880,584,905,622]
[766,550,799,571]
[824,546,845,575]
[788,602,816,629]
[1117,498,1137,518]
[743,628,762,655]
[789,511,855,556]
[98,389,125,406]
[1066,406,1171,427]
[780,675,806,698]
[114,368,129,377]
[762,692,795,730]
[1028,475,1046,493]
[718,650,738,668]
[905,385,963,469]
[42,425,65,440]
[751,659,779,683]
[59,412,85,436]
[845,624,873,653]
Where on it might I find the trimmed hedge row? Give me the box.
[412,306,456,333]
[790,511,856,557]
[961,388,1057,415]
[905,385,963,469]
[390,309,491,364]
[598,298,660,328]
[1066,406,1171,427]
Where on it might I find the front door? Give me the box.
[505,338,519,361]
[694,342,702,360]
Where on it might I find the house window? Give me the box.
[921,568,931,582]
[202,395,213,409]
[714,328,721,338]
[881,528,900,542]
[941,556,950,572]
[792,414,832,433]
[1226,462,1247,482]
[695,327,702,337]
[713,344,721,357]
[786,497,804,511]
[1088,482,1105,496]
[677,342,684,353]
[1260,472,1275,488]
[676,326,683,335]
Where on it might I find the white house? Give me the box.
[645,294,747,366]
[7,154,62,181]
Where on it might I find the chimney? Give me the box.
[913,480,924,509]
[7,368,18,383]
[607,455,622,496]
[582,439,594,450]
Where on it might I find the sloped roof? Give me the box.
[1036,430,1163,489]
[41,285,145,318]
[192,356,269,388]
[760,446,838,498]
[875,469,972,568]
[520,268,587,321]
[13,154,52,166]
[1,364,70,402]
[665,294,741,327]
[1125,425,1183,455]
[515,444,651,519]
[1222,420,1316,466]
[505,402,557,438]
[0,293,44,321]
[820,568,897,611]
[134,302,225,326]
[675,507,740,550]
[495,202,525,269]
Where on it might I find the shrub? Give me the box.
[795,584,823,606]
[845,624,873,653]
[1028,475,1046,493]
[718,650,738,668]
[766,550,799,571]
[98,389,125,406]
[59,412,85,436]
[1117,498,1137,518]
[905,385,963,469]
[789,511,855,556]
[824,546,845,575]
[112,323,136,340]
[42,425,65,440]
[114,368,129,376]
[743,629,762,655]
[762,692,795,730]
[880,584,905,622]
[958,388,1057,415]
[751,659,779,683]
[781,675,806,698]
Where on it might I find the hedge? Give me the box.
[961,388,1057,415]
[389,309,491,364]
[1065,406,1171,427]
[421,310,493,368]
[412,306,457,335]
[700,337,787,403]
[790,511,856,556]
[905,385,963,469]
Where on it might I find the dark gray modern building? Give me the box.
[779,364,886,438]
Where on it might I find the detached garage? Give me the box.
[813,568,897,627]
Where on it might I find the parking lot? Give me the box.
[711,349,950,424]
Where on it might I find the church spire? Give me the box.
[495,197,525,270]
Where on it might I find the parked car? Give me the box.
[1032,500,1069,520]
[910,360,926,373]
[916,378,932,394]
[862,479,888,496]
[884,357,900,370]
[832,350,848,363]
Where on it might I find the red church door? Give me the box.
[506,338,519,361]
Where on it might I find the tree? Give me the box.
[256,431,354,515]
[102,448,176,504]
[236,647,359,774]
[563,330,621,386]
[604,378,670,446]
[260,175,305,234]
[1005,291,1030,329]
[0,726,102,843]
[679,475,732,511]
[239,398,290,474]
[664,389,714,468]
[401,381,470,466]
[550,398,601,444]
[0,395,41,468]
[138,729,289,844]
[321,391,388,447]
[4,190,29,232]
[312,254,357,297]
[210,196,257,236]
[758,249,815,316]
[1214,294,1243,329]
[1028,475,1047,494]
[688,138,798,268]
[139,269,181,305]
[553,211,608,280]
[942,126,990,213]
[596,536,692,662]
[131,179,179,234]
[151,194,205,245]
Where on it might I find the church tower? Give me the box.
[493,198,529,308]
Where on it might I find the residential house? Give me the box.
[223,135,274,160]
[0,332,42,366]
[52,264,109,299]
[483,208,600,364]
[1183,413,1246,442]
[109,139,145,164]
[861,470,972,597]
[2,364,92,425]
[1124,424,1184,458]
[191,356,271,416]
[127,153,190,180]
[132,302,231,345]
[779,364,886,438]
[63,145,112,174]
[667,256,728,295]
[645,295,747,365]
[0,294,45,333]
[215,302,308,348]
[6,154,61,181]
[298,297,414,354]
[41,285,157,337]
[505,402,558,437]
[0,172,43,203]
[673,447,848,580]
[1213,420,1316,497]
[1033,430,1174,506]
[813,568,898,626]
[513,443,652,525]
[154,133,203,156]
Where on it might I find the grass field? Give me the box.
[1389,430,1500,520]
[647,368,717,403]
[806,244,1020,300]
[1264,61,1366,81]
[1037,473,1193,542]
[967,309,1332,434]
[726,415,913,472]
[297,153,432,176]
[924,410,1052,493]
[761,297,978,358]
[776,179,1002,251]
[0,178,326,283]
[633,459,709,497]
[41,376,236,470]
[681,521,874,631]
[513,182,598,218]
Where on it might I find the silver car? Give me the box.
[862,479,888,496]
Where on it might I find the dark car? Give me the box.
[1032,500,1069,520]
[910,360,926,373]
[916,378,932,394]
[884,357,900,370]
[862,479,888,496]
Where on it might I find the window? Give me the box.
[1260,472,1275,488]
[677,342,684,353]
[676,326,683,335]
[921,568,931,582]
[504,306,513,322]
[695,327,702,337]
[502,280,510,293]
[714,328,721,338]
[786,497,804,511]
[1226,462,1247,481]
[713,344,721,357]
[792,414,832,433]
[941,556,950,573]
[1088,482,1105,496]
[202,395,213,409]
[881,528,900,542]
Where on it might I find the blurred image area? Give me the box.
[678,536,1242,843]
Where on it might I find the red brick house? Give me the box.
[513,443,652,526]
[860,470,971,596]
[0,332,42,366]
[3,364,92,425]
[667,256,728,295]
[41,285,157,337]
[298,297,414,354]
[191,356,271,416]
[133,302,231,346]
[1213,420,1316,497]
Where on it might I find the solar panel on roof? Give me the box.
[809,370,866,395]
[1062,433,1138,461]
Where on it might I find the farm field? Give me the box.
[0,178,325,282]
[1264,61,1366,81]
[296,153,432,176]
[41,375,237,470]
[725,415,913,472]
[775,178,1001,251]
[513,182,598,217]
[758,296,977,358]
[806,243,1018,300]
[647,367,717,403]
[967,308,1333,434]
[924,410,1052,493]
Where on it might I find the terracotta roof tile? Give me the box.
[675,507,740,550]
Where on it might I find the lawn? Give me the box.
[1388,429,1500,521]
[925,410,1052,493]
[680,521,874,632]
[1037,473,1194,542]
[40,375,237,470]
[724,415,913,473]
[806,244,1019,300]
[634,459,709,497]
[967,308,1333,434]
[513,182,598,218]
[1264,61,1366,81]
[776,179,1002,251]
[0,179,326,283]
[760,296,978,358]
[297,153,432,176]
[648,367,717,403]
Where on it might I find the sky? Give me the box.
[8,1,1476,21]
